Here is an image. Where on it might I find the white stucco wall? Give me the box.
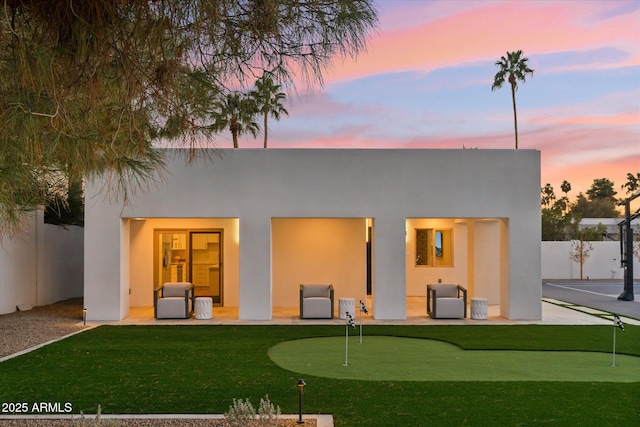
[38,224,84,305]
[0,213,38,314]
[84,148,541,321]
[0,210,83,315]
[542,241,634,280]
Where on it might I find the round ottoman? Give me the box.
[338,298,356,320]
[470,298,488,320]
[195,297,213,320]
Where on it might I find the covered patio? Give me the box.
[115,296,605,326]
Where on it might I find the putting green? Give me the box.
[268,336,640,382]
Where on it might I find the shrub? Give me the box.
[72,405,119,426]
[225,394,280,426]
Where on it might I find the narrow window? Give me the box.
[415,228,453,267]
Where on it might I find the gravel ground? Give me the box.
[0,298,87,360]
[0,299,317,427]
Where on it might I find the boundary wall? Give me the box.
[0,210,83,315]
[542,241,638,280]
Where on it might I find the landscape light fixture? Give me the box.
[297,379,306,424]
[83,308,87,326]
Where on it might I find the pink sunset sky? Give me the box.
[224,0,640,199]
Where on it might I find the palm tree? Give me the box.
[252,77,289,148]
[561,180,571,198]
[210,93,259,148]
[491,50,534,149]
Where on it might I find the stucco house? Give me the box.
[83,149,541,321]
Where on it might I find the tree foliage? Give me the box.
[251,76,288,148]
[571,193,619,219]
[585,178,617,202]
[541,179,617,241]
[622,172,640,196]
[208,92,260,149]
[0,0,378,236]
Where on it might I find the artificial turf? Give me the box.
[0,324,638,426]
[269,336,640,382]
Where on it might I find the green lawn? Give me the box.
[1,325,638,426]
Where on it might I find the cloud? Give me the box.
[323,0,640,84]
[534,48,634,73]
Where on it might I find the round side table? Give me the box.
[338,298,356,320]
[195,297,213,320]
[470,298,488,320]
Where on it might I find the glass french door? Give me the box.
[190,231,222,305]
[155,229,223,306]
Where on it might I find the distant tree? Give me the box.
[586,178,617,202]
[541,183,556,208]
[622,172,640,195]
[570,193,619,218]
[491,50,535,149]
[541,183,578,240]
[210,93,260,149]
[578,224,607,241]
[542,201,574,241]
[251,76,289,148]
[570,239,593,280]
[570,178,619,218]
[561,180,572,197]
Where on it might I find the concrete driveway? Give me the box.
[542,279,639,320]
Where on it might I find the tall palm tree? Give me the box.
[210,93,259,148]
[491,50,534,149]
[252,77,289,148]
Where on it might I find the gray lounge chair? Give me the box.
[300,284,334,319]
[427,283,467,319]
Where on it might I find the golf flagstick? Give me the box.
[344,312,355,366]
[612,314,625,367]
[359,300,368,344]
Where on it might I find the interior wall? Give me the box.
[120,219,131,319]
[499,219,510,315]
[466,221,475,295]
[128,218,239,307]
[405,218,468,296]
[473,220,501,304]
[271,218,367,307]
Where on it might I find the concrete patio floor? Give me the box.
[107,296,640,326]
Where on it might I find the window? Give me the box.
[415,228,453,267]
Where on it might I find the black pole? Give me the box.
[618,201,635,301]
[297,379,305,424]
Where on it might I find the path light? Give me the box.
[297,379,306,424]
[83,308,87,326]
